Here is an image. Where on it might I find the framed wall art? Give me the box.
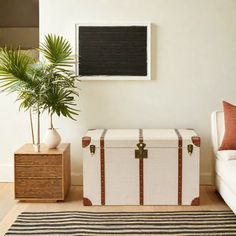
[75,23,151,80]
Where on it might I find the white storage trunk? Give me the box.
[82,129,200,206]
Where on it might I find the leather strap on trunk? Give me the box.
[139,129,144,205]
[174,129,182,205]
[100,129,107,205]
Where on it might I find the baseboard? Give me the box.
[200,172,212,185]
[0,164,14,182]
[0,165,212,186]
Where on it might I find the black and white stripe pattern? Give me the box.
[5,210,236,235]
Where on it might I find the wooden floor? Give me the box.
[0,183,230,235]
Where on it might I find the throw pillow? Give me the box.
[219,101,236,150]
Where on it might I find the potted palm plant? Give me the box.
[0,34,79,151]
[40,35,79,148]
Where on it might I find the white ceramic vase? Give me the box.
[43,128,61,149]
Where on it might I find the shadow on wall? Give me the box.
[0,0,39,49]
[0,28,39,49]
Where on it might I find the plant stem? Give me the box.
[37,105,40,152]
[29,109,35,144]
[50,113,53,129]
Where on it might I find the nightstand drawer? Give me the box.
[15,166,62,178]
[15,178,63,199]
[15,155,62,166]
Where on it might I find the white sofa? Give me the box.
[211,111,236,214]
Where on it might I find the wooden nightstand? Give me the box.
[14,143,71,201]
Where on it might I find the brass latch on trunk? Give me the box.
[135,142,148,159]
[187,144,193,155]
[89,145,96,155]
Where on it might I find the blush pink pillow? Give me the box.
[219,101,236,150]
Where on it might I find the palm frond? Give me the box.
[41,85,79,120]
[0,47,36,93]
[40,34,73,66]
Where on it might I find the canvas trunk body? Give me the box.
[82,129,200,206]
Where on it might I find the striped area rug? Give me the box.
[5,210,236,236]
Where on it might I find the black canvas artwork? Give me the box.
[77,25,148,78]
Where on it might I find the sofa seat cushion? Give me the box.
[216,159,236,195]
[217,150,236,161]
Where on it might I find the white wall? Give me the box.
[1,0,236,184]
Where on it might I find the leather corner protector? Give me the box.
[82,136,91,148]
[191,136,200,147]
[191,197,200,206]
[83,197,92,206]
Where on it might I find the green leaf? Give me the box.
[40,34,73,67]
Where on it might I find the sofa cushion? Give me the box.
[217,150,236,161]
[219,101,236,150]
[216,159,236,195]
